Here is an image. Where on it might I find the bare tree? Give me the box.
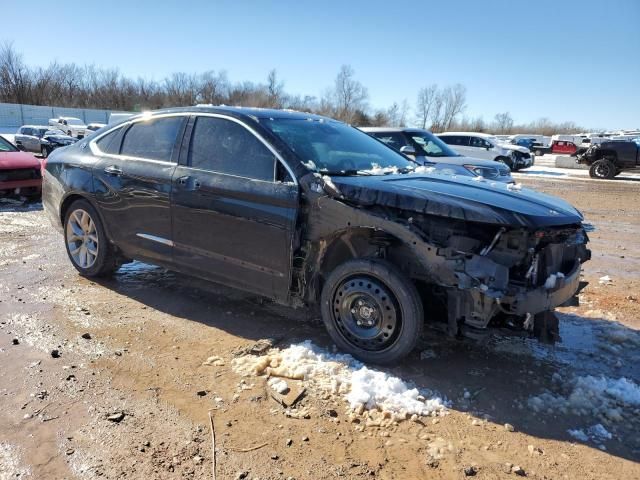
[415,84,438,129]
[331,65,368,123]
[429,91,445,132]
[441,84,467,130]
[266,69,285,108]
[494,112,514,133]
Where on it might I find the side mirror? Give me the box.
[486,145,491,151]
[400,145,416,156]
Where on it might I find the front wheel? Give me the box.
[589,159,617,179]
[63,199,120,277]
[320,258,423,364]
[40,145,49,158]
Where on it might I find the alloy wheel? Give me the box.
[66,209,99,269]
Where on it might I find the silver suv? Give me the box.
[361,127,513,183]
[14,125,78,157]
[438,132,534,171]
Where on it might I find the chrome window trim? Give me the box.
[89,111,297,185]
[136,233,174,247]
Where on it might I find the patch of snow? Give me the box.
[268,377,289,394]
[544,272,565,289]
[529,375,640,422]
[507,183,523,191]
[0,443,30,480]
[360,163,398,175]
[411,166,436,175]
[302,159,317,170]
[232,341,449,420]
[568,423,612,443]
[598,275,613,286]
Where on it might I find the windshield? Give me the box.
[261,118,414,175]
[0,136,18,152]
[407,131,460,157]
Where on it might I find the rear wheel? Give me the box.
[320,258,423,364]
[63,199,120,277]
[40,145,49,158]
[589,158,617,179]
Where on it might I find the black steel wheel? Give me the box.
[321,258,423,364]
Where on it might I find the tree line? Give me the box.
[0,42,584,134]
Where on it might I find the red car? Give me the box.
[0,135,42,199]
[551,140,578,155]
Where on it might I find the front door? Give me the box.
[171,115,298,300]
[92,115,187,263]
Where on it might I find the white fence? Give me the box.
[0,102,134,134]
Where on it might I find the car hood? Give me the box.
[417,155,508,168]
[328,173,583,228]
[0,151,41,169]
[501,144,530,154]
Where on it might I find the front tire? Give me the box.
[589,159,617,179]
[63,199,120,277]
[320,258,423,364]
[40,145,49,158]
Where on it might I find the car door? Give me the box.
[171,114,298,301]
[92,115,187,263]
[468,136,493,160]
[440,135,474,157]
[16,128,37,152]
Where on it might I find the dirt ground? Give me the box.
[1,175,639,480]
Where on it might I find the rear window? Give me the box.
[120,117,184,161]
[439,135,468,146]
[96,127,126,155]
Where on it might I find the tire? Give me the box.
[535,149,543,156]
[63,199,120,277]
[320,258,423,364]
[589,158,617,179]
[40,145,49,158]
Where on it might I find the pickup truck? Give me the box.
[575,139,640,179]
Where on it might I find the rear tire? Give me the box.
[589,158,617,179]
[63,199,120,277]
[40,145,49,158]
[320,258,423,364]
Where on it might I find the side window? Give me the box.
[188,116,276,182]
[372,132,408,151]
[120,117,184,161]
[22,127,32,136]
[96,127,126,155]
[441,135,467,146]
[470,136,490,148]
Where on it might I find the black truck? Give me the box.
[575,139,640,179]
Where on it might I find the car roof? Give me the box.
[359,127,430,134]
[138,106,335,123]
[438,131,494,137]
[21,125,51,129]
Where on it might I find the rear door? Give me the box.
[440,135,474,157]
[92,115,187,263]
[171,114,298,300]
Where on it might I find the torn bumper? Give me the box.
[502,259,584,315]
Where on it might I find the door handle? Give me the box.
[104,165,123,176]
[176,175,190,186]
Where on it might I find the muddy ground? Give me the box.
[1,175,639,480]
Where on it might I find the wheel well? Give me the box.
[59,194,86,227]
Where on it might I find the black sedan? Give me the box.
[43,107,590,364]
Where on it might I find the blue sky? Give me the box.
[2,0,639,129]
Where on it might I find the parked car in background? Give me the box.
[437,132,534,170]
[48,117,87,138]
[551,140,578,155]
[14,126,78,157]
[43,107,590,363]
[575,139,640,179]
[87,123,107,132]
[0,135,42,199]
[360,127,514,183]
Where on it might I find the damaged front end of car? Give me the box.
[293,172,590,344]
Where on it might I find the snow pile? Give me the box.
[544,272,565,289]
[528,375,640,422]
[361,163,398,175]
[507,182,522,191]
[598,275,613,285]
[232,341,449,419]
[568,423,612,443]
[411,166,436,175]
